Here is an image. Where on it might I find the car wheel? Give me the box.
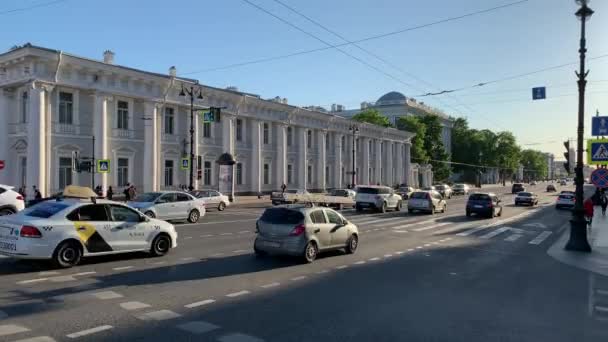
[187,209,200,223]
[380,202,387,214]
[218,202,226,211]
[52,241,82,268]
[254,244,267,258]
[303,241,318,263]
[430,206,436,215]
[466,210,471,217]
[144,211,156,218]
[408,209,414,214]
[0,208,16,216]
[150,234,171,257]
[395,201,402,212]
[345,234,358,254]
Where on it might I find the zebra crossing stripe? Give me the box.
[479,227,510,239]
[456,225,490,236]
[529,231,552,245]
[412,222,451,232]
[504,233,523,242]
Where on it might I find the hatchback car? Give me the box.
[396,186,415,199]
[452,183,470,195]
[435,184,453,199]
[128,191,206,223]
[514,192,538,206]
[407,191,446,214]
[466,193,503,218]
[556,193,575,209]
[0,185,25,216]
[511,183,525,194]
[254,206,359,263]
[355,186,402,213]
[546,184,556,192]
[190,190,230,211]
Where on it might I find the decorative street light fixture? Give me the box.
[179,83,204,191]
[566,0,593,252]
[349,125,359,187]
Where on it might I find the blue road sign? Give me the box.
[181,158,189,170]
[588,139,608,165]
[591,168,608,188]
[592,116,608,136]
[532,87,546,100]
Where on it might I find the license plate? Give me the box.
[0,240,16,252]
[263,241,280,248]
[474,205,483,208]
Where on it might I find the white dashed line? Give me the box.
[393,230,409,233]
[369,257,380,261]
[291,276,307,281]
[176,321,219,335]
[423,244,432,247]
[416,246,423,249]
[211,253,225,257]
[395,251,404,255]
[232,250,247,253]
[354,260,366,265]
[12,336,57,342]
[200,234,213,238]
[238,230,250,234]
[412,222,450,232]
[529,231,552,245]
[38,271,60,276]
[180,257,195,261]
[66,325,113,338]
[226,290,250,298]
[150,261,167,265]
[137,310,182,321]
[336,265,348,269]
[112,266,134,271]
[220,233,233,236]
[218,332,265,342]
[261,282,280,289]
[384,254,392,258]
[16,278,48,285]
[92,291,123,300]
[185,299,216,308]
[316,270,329,274]
[72,271,97,277]
[119,301,151,311]
[184,236,193,240]
[407,248,414,251]
[0,324,30,337]
[49,276,76,282]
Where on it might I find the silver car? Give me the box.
[407,191,447,214]
[254,205,359,263]
[128,191,206,223]
[190,190,230,211]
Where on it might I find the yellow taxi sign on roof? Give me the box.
[62,185,98,199]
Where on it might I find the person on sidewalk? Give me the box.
[601,191,608,216]
[584,197,594,227]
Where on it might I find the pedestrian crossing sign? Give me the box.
[181,158,190,170]
[97,159,110,173]
[588,139,608,165]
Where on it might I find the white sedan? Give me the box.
[0,198,178,268]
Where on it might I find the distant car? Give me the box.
[560,190,575,196]
[0,185,25,216]
[514,192,539,206]
[422,186,436,191]
[512,183,525,194]
[546,184,557,192]
[556,193,575,209]
[128,191,206,223]
[452,183,470,196]
[190,189,230,211]
[530,181,537,186]
[355,186,402,213]
[328,189,356,199]
[466,192,503,218]
[434,184,453,199]
[254,205,359,263]
[396,186,415,199]
[271,189,310,205]
[407,191,446,215]
[560,179,568,186]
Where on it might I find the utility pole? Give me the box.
[91,135,95,189]
[349,125,359,187]
[179,83,204,191]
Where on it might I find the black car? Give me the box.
[466,193,503,218]
[511,183,525,194]
[546,184,556,192]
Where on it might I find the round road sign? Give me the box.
[591,168,608,188]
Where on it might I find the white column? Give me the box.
[222,116,234,155]
[26,84,47,197]
[394,143,403,186]
[193,111,200,190]
[143,102,159,192]
[375,139,382,185]
[317,130,326,191]
[386,141,393,187]
[298,127,307,190]
[404,142,412,186]
[361,137,370,185]
[334,133,343,189]
[0,90,9,185]
[276,124,287,187]
[251,120,262,194]
[93,94,109,195]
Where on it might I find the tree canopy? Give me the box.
[352,109,393,128]
[396,116,427,163]
[520,149,548,180]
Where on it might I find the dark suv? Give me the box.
[511,183,525,194]
[466,193,503,218]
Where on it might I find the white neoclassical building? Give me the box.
[0,44,421,198]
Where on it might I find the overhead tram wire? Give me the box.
[0,0,69,15]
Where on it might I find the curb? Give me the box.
[547,222,608,277]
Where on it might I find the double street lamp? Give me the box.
[565,0,594,252]
[349,125,359,187]
[179,83,204,191]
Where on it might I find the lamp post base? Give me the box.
[565,214,592,252]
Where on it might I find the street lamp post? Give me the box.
[566,0,593,252]
[179,83,204,192]
[349,125,359,187]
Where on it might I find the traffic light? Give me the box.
[210,107,221,122]
[563,141,570,174]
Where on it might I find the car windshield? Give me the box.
[469,194,491,201]
[559,195,574,200]
[453,184,464,188]
[435,185,446,190]
[357,187,385,194]
[132,193,162,202]
[259,208,304,224]
[518,192,532,197]
[24,202,70,218]
[410,192,428,199]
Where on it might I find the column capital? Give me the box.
[89,91,113,102]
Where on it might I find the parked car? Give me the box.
[452,183,470,196]
[556,193,575,209]
[190,189,230,211]
[396,186,415,199]
[511,183,525,194]
[422,186,436,191]
[128,191,206,223]
[0,185,25,216]
[466,192,503,218]
[435,184,453,199]
[355,186,403,213]
[328,188,356,200]
[271,189,310,205]
[407,191,447,215]
[514,192,539,206]
[254,205,359,263]
[546,184,557,192]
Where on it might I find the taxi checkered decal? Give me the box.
[73,221,113,253]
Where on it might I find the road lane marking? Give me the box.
[226,290,250,298]
[211,253,225,257]
[66,325,113,338]
[200,234,213,238]
[369,257,380,261]
[456,225,490,236]
[354,260,366,265]
[504,233,523,242]
[232,250,247,253]
[119,301,151,311]
[113,266,134,271]
[336,265,348,269]
[291,276,307,281]
[316,270,329,274]
[220,233,233,236]
[407,248,414,251]
[383,254,392,258]
[394,230,409,233]
[238,230,250,234]
[180,257,195,261]
[185,299,216,308]
[49,275,76,282]
[137,310,182,321]
[181,218,256,226]
[150,261,167,265]
[38,271,60,276]
[184,236,193,240]
[0,324,30,337]
[412,222,451,232]
[479,227,510,239]
[12,336,56,342]
[529,231,552,245]
[261,282,280,288]
[218,333,265,342]
[72,271,97,276]
[395,251,404,255]
[176,321,219,335]
[92,291,123,300]
[16,278,48,285]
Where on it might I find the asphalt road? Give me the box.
[1,183,607,342]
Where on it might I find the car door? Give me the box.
[208,191,221,206]
[155,193,176,219]
[326,209,348,247]
[309,209,331,249]
[107,204,150,251]
[66,204,116,254]
[175,192,194,219]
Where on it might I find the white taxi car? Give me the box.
[0,187,177,268]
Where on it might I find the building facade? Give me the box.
[0,45,416,198]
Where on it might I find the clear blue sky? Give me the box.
[2,0,607,159]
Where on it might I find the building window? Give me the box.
[369,167,373,183]
[204,161,212,185]
[341,136,346,152]
[164,160,174,187]
[164,107,174,135]
[58,157,72,189]
[341,166,345,185]
[307,130,312,149]
[20,91,28,123]
[325,166,329,184]
[307,165,313,185]
[287,164,293,184]
[287,127,293,146]
[203,122,211,138]
[325,134,329,151]
[236,163,243,185]
[369,140,372,155]
[118,158,129,187]
[263,123,269,145]
[356,167,359,183]
[263,163,270,185]
[117,101,129,130]
[58,92,74,124]
[236,119,243,141]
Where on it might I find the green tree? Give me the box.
[418,115,451,181]
[520,149,548,181]
[396,116,427,163]
[352,109,393,128]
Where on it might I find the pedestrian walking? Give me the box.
[601,192,608,216]
[107,186,114,200]
[128,185,136,200]
[18,186,26,200]
[584,197,594,227]
[33,185,42,200]
[281,183,287,193]
[123,183,131,201]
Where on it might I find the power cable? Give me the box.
[0,0,69,15]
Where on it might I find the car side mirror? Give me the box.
[140,215,149,222]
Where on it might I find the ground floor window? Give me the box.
[204,161,212,185]
[118,158,129,187]
[58,157,72,189]
[236,163,243,185]
[164,160,174,187]
[263,163,270,185]
[307,165,313,185]
[325,166,329,185]
[287,164,293,184]
[341,167,345,185]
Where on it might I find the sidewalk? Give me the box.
[548,207,608,276]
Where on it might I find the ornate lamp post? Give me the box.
[179,83,204,191]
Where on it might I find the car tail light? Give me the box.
[20,225,42,238]
[289,224,306,236]
[255,222,260,233]
[16,195,24,201]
